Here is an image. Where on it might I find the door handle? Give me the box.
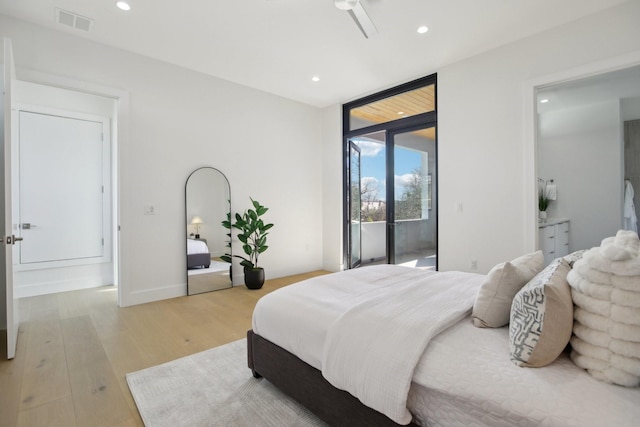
[21,223,36,229]
[3,235,24,245]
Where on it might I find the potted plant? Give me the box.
[538,179,551,221]
[221,198,274,289]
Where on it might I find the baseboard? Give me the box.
[16,277,112,298]
[119,282,187,307]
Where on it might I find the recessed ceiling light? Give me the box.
[116,1,131,11]
[417,26,429,34]
[311,76,320,82]
[397,111,405,115]
[540,99,549,103]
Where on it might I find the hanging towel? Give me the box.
[623,180,638,234]
[546,183,557,200]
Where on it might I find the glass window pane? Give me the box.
[393,127,437,269]
[349,84,435,131]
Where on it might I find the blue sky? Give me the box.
[355,140,423,201]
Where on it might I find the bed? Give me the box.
[187,238,210,269]
[247,264,640,427]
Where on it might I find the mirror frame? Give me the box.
[185,166,232,295]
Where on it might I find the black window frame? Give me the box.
[342,73,438,269]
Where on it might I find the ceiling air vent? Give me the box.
[55,8,94,32]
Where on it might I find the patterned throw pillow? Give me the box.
[509,258,573,367]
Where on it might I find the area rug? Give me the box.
[126,339,326,427]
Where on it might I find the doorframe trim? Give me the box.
[17,68,129,307]
[523,50,640,255]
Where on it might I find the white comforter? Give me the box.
[187,238,209,255]
[252,265,484,425]
[321,267,482,424]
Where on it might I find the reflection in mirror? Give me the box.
[185,167,231,295]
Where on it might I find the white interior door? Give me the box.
[18,111,104,264]
[3,37,18,359]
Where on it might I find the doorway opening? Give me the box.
[11,79,121,301]
[343,74,437,270]
[534,64,640,252]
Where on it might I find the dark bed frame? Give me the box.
[187,252,211,269]
[247,330,420,427]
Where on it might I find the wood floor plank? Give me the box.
[60,316,133,427]
[16,395,76,427]
[0,325,28,427]
[2,270,328,427]
[19,319,71,411]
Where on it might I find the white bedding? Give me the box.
[252,264,640,426]
[321,268,481,424]
[187,238,209,255]
[410,320,640,427]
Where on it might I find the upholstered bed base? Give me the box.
[187,252,210,269]
[247,330,420,427]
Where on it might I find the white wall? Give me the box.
[321,104,343,271]
[321,0,640,273]
[539,101,623,251]
[622,97,640,121]
[438,0,640,273]
[0,14,324,306]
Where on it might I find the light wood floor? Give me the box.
[0,271,328,427]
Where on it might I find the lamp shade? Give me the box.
[191,216,204,225]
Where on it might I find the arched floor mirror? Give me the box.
[185,167,232,295]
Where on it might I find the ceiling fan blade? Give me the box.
[348,1,378,38]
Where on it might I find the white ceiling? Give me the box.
[0,0,630,107]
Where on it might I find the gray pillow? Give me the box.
[509,258,573,367]
[472,250,544,328]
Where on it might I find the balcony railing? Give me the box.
[360,218,435,265]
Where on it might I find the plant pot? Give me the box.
[244,267,265,290]
[539,210,547,222]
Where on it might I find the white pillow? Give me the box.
[472,251,544,328]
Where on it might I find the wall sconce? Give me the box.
[191,216,203,238]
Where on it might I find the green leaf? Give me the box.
[243,244,252,255]
[261,223,274,232]
[258,245,269,253]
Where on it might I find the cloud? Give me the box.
[361,176,379,187]
[395,173,418,187]
[355,140,384,157]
